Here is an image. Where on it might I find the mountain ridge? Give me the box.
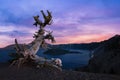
[86,34,120,74]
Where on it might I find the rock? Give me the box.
[88,35,120,74]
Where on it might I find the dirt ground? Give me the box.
[0,63,120,80]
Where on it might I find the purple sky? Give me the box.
[0,0,120,48]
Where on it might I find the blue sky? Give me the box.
[0,0,120,47]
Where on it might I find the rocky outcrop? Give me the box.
[88,35,120,74]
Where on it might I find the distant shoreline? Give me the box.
[43,48,83,55]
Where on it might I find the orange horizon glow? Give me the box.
[54,34,114,44]
[0,34,115,48]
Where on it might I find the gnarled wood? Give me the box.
[10,10,62,70]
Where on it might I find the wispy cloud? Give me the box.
[0,24,37,47]
[0,0,120,48]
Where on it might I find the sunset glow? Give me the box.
[0,0,120,48]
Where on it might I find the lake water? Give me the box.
[38,50,90,69]
[0,49,90,70]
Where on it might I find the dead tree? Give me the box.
[10,10,62,70]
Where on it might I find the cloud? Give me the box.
[55,34,113,44]
[0,24,38,48]
[0,35,33,48]
[0,0,120,48]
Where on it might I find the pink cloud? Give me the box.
[55,34,114,44]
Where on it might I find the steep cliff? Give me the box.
[88,35,120,74]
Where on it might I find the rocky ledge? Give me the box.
[0,63,120,80]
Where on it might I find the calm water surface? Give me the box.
[38,50,90,69]
[0,49,90,69]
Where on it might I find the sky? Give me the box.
[0,0,120,48]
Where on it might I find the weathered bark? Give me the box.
[10,10,62,70]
